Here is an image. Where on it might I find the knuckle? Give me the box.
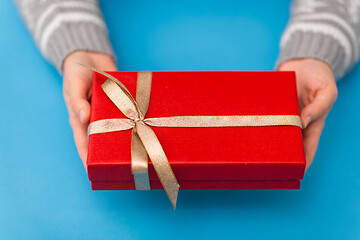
[329,85,338,103]
[63,87,70,97]
[69,99,78,111]
[68,99,74,110]
[69,116,78,127]
[333,86,338,100]
[62,80,70,93]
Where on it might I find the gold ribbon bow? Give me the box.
[84,65,302,209]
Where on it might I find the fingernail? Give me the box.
[304,116,311,128]
[79,110,84,123]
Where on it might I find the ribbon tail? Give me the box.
[131,129,151,190]
[135,121,180,209]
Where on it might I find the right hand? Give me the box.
[62,51,117,171]
[278,58,338,171]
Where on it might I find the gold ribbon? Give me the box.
[84,65,302,209]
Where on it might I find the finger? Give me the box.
[69,79,91,123]
[303,115,326,171]
[69,115,89,172]
[300,87,336,128]
[72,97,91,124]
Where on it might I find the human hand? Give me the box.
[63,51,116,171]
[278,59,338,171]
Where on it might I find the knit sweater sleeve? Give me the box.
[277,0,360,79]
[14,0,115,72]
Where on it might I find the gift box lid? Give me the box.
[87,71,305,182]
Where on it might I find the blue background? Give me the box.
[1,1,359,239]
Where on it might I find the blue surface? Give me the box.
[1,1,359,239]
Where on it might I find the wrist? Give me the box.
[277,29,348,79]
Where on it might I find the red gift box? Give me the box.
[87,71,305,193]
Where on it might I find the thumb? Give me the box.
[69,75,92,124]
[300,89,335,128]
[71,95,91,124]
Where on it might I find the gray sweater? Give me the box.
[15,0,360,79]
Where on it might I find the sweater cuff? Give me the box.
[44,22,115,73]
[276,31,347,79]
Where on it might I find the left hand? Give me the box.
[62,51,117,171]
[278,58,338,171]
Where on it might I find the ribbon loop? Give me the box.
[102,79,140,120]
